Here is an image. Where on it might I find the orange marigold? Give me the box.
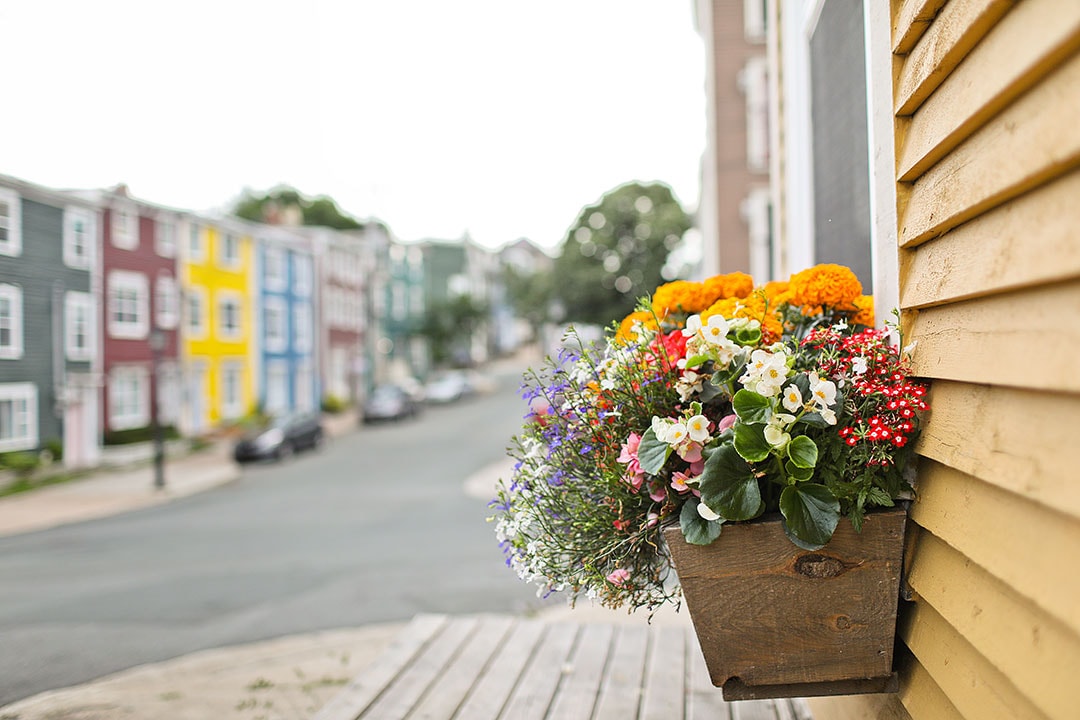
[651,280,708,316]
[851,295,875,327]
[702,272,754,305]
[761,280,789,302]
[615,311,658,343]
[701,294,783,340]
[788,264,863,309]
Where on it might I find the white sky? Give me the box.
[0,1,705,251]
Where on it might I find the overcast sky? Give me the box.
[0,1,705,251]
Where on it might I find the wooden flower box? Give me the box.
[663,506,907,700]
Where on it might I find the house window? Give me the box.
[0,383,37,452]
[744,0,767,43]
[295,360,314,412]
[264,247,286,290]
[111,204,138,250]
[109,366,149,430]
[741,56,770,174]
[107,270,149,339]
[0,188,22,257]
[220,360,244,419]
[263,297,287,353]
[63,206,94,269]
[186,286,207,338]
[293,303,312,352]
[156,217,176,258]
[64,291,95,362]
[293,254,312,297]
[217,292,242,340]
[219,231,241,268]
[265,360,289,414]
[0,284,23,359]
[155,275,179,330]
[188,223,205,263]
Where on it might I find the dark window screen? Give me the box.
[809,0,873,292]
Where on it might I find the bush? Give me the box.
[320,394,350,414]
[103,425,181,446]
[43,438,63,463]
[0,451,41,476]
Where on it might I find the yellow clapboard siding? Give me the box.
[900,601,1049,720]
[907,529,1080,720]
[894,0,1014,116]
[909,460,1080,634]
[896,0,1080,180]
[901,169,1080,308]
[893,0,949,53]
[917,381,1080,520]
[898,48,1080,247]
[808,691,914,720]
[897,651,964,720]
[908,278,1080,392]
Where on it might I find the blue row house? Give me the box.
[256,226,318,417]
[0,175,101,468]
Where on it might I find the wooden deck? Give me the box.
[314,614,813,720]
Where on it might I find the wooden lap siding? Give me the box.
[810,2,1080,719]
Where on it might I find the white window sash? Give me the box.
[63,206,94,269]
[0,383,37,451]
[0,284,24,359]
[0,188,22,257]
[65,291,95,362]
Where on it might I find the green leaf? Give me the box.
[784,459,814,481]
[732,389,772,424]
[680,498,724,545]
[733,422,771,462]
[799,412,831,428]
[697,378,724,404]
[779,484,840,550]
[684,354,710,369]
[865,486,895,506]
[787,435,819,469]
[698,443,763,521]
[637,427,671,475]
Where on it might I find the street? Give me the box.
[0,364,549,706]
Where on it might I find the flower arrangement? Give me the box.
[491,264,928,611]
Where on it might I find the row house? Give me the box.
[0,175,100,467]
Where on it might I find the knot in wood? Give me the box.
[794,553,847,578]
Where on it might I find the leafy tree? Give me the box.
[552,181,691,327]
[502,264,554,341]
[417,295,488,368]
[232,187,363,229]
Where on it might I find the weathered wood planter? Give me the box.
[663,506,907,701]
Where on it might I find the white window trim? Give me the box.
[108,365,149,430]
[0,284,23,360]
[63,206,94,270]
[263,247,287,291]
[293,302,312,353]
[186,285,208,340]
[188,222,206,264]
[740,56,770,174]
[107,270,149,340]
[155,216,177,258]
[64,291,95,362]
[744,0,767,43]
[155,274,179,330]
[219,359,245,420]
[0,188,22,257]
[111,202,139,250]
[218,230,242,270]
[293,254,313,297]
[0,382,38,452]
[263,296,287,353]
[216,290,244,341]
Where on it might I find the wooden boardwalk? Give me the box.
[314,614,813,720]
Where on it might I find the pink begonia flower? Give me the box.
[646,512,660,528]
[717,413,737,433]
[607,568,631,586]
[690,458,705,475]
[617,432,645,489]
[676,441,703,463]
[647,479,666,503]
[671,471,692,493]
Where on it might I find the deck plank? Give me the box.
[499,622,580,720]
[362,616,479,719]
[640,625,688,719]
[547,623,616,720]
[592,624,650,720]
[451,620,546,720]
[313,614,448,720]
[687,633,731,720]
[406,615,515,720]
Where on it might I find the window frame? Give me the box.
[188,222,206,264]
[64,291,95,362]
[108,365,149,430]
[185,285,207,340]
[155,215,177,258]
[292,302,312,353]
[263,296,288,353]
[111,203,139,250]
[293,254,313,297]
[0,187,22,257]
[107,270,149,340]
[263,246,287,291]
[216,290,243,341]
[0,382,38,452]
[63,205,94,270]
[0,284,23,360]
[219,359,244,420]
[219,231,241,269]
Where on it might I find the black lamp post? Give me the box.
[149,328,166,490]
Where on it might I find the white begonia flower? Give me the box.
[682,314,703,338]
[819,407,838,425]
[809,372,837,408]
[851,356,868,375]
[782,385,803,413]
[701,315,731,345]
[666,422,688,446]
[686,414,710,443]
[697,501,721,521]
[746,348,775,375]
[763,424,790,448]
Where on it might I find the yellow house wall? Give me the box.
[811,2,1080,719]
[181,224,256,427]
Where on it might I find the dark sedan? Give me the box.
[233,412,324,463]
[362,384,420,423]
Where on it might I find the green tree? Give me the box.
[553,181,691,326]
[232,187,364,230]
[502,264,554,341]
[417,295,488,368]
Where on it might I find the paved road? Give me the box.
[0,366,549,706]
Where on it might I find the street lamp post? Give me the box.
[149,328,166,490]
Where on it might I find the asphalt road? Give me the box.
[0,364,551,706]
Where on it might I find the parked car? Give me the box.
[424,371,475,404]
[233,412,324,463]
[363,384,421,423]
